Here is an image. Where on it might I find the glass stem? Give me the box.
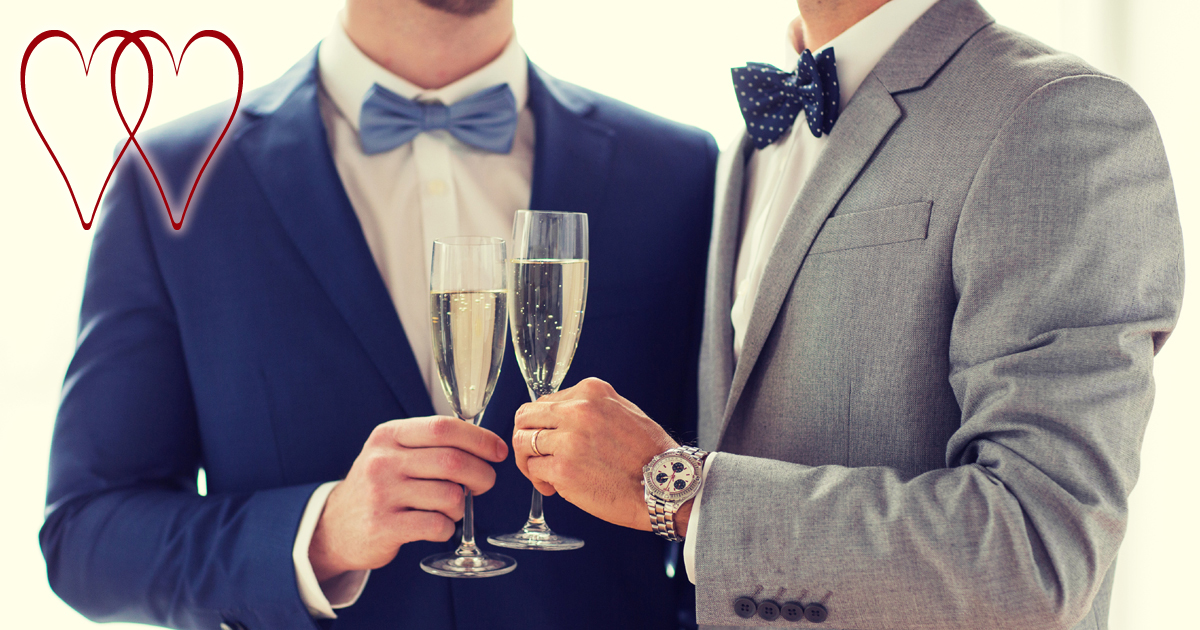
[522,489,552,534]
[529,490,545,524]
[522,389,554,535]
[456,491,482,557]
[455,409,484,557]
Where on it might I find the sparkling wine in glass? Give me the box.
[488,210,588,551]
[420,236,517,578]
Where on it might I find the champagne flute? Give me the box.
[489,210,588,551]
[420,236,517,578]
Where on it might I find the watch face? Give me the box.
[646,454,699,501]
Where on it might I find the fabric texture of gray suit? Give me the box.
[693,0,1184,628]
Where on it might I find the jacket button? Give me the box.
[733,597,758,619]
[758,599,781,621]
[781,601,805,622]
[805,602,829,623]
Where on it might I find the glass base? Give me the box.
[488,528,585,551]
[420,551,517,578]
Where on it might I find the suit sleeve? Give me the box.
[39,153,328,630]
[691,75,1183,629]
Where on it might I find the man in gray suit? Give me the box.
[510,0,1184,628]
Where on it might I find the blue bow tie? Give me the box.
[732,48,840,148]
[358,83,519,155]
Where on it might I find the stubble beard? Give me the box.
[416,0,499,17]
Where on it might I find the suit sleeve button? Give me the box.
[758,600,781,621]
[781,602,805,622]
[733,597,758,619]
[805,603,829,623]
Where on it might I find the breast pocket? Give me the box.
[808,201,932,255]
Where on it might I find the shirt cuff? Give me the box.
[293,481,371,618]
[683,452,717,585]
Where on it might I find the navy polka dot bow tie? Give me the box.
[732,48,840,149]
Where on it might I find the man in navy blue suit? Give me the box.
[39,0,717,628]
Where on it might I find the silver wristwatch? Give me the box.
[642,446,709,542]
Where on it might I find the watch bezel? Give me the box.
[643,450,703,503]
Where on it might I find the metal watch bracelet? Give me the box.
[647,446,707,542]
[650,498,684,542]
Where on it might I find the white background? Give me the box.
[1,1,1195,628]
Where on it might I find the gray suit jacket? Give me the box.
[693,1,1184,628]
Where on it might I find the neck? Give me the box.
[343,0,514,90]
[792,0,891,51]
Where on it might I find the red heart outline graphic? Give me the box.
[20,30,155,230]
[111,31,244,231]
[21,30,243,231]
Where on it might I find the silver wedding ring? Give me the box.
[531,428,545,457]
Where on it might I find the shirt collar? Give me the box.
[808,0,941,111]
[317,15,529,131]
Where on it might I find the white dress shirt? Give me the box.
[290,19,535,618]
[684,0,941,583]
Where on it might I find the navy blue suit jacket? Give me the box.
[41,50,716,630]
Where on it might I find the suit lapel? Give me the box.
[718,78,901,439]
[235,50,435,419]
[526,64,614,213]
[698,135,752,449]
[714,0,996,444]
